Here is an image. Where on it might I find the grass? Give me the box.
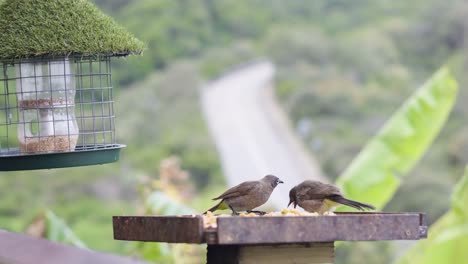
[0,0,145,59]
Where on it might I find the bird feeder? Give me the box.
[0,0,144,170]
[113,213,428,264]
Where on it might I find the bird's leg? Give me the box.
[229,205,239,216]
[247,210,266,215]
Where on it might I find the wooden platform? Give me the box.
[113,212,427,245]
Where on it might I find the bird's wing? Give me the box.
[298,181,341,200]
[212,181,259,200]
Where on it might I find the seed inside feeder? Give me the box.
[15,60,79,154]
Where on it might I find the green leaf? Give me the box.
[336,66,458,210]
[452,165,468,221]
[396,166,468,264]
[45,210,87,249]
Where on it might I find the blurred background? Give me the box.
[1,0,467,263]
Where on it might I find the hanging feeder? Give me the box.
[0,0,145,171]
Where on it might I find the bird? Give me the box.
[288,180,375,214]
[204,175,284,215]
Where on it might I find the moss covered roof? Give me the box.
[0,0,145,59]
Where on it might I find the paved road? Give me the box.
[200,61,327,210]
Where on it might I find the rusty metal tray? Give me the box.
[113,212,427,245]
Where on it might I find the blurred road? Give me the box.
[200,61,327,210]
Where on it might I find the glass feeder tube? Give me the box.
[16,58,79,153]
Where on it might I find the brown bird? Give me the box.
[288,180,375,214]
[204,175,284,215]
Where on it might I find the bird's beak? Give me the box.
[279,180,284,184]
[287,200,297,208]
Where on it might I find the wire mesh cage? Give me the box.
[0,55,123,170]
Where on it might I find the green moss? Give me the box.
[0,0,145,59]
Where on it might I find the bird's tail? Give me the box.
[203,199,226,214]
[329,195,375,211]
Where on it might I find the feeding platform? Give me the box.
[113,212,427,264]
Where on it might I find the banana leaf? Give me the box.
[336,67,458,209]
[396,166,468,264]
[45,210,87,249]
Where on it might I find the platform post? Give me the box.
[206,242,334,264]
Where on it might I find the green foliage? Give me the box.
[336,67,458,210]
[385,173,453,224]
[145,191,194,215]
[130,159,202,264]
[45,210,88,249]
[265,26,331,67]
[337,241,394,264]
[396,0,468,74]
[396,166,468,264]
[99,0,432,86]
[116,62,224,189]
[0,0,144,59]
[200,41,258,78]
